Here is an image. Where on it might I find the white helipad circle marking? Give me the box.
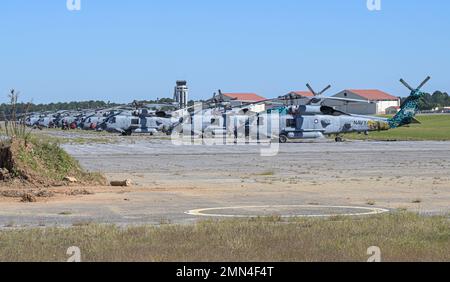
[185,205,389,218]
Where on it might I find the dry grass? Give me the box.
[347,115,450,141]
[1,91,106,186]
[256,171,275,176]
[1,135,107,186]
[1,122,11,149]
[2,90,32,142]
[0,213,448,262]
[366,200,376,206]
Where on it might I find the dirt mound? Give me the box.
[0,137,107,187]
[0,188,56,200]
[0,140,13,181]
[21,193,37,203]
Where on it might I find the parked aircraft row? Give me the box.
[23,77,430,142]
[24,106,181,136]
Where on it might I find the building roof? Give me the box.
[288,91,315,98]
[345,89,399,101]
[223,93,266,102]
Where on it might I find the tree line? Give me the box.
[1,91,449,119]
[401,91,450,110]
[0,100,121,118]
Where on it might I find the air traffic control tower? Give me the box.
[174,80,189,109]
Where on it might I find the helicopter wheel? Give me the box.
[122,129,132,136]
[279,134,288,144]
[335,136,344,142]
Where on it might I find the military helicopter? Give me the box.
[172,77,430,143]
[273,76,431,143]
[97,107,184,136]
[36,114,57,128]
[173,90,264,137]
[25,114,41,127]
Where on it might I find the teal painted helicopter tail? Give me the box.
[388,76,430,128]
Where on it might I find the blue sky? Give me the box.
[0,0,449,103]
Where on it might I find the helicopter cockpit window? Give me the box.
[211,118,219,126]
[286,119,296,127]
[131,118,139,125]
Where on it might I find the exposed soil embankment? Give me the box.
[1,137,107,199]
[0,139,13,181]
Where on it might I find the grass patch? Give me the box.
[2,134,106,186]
[61,137,114,145]
[346,115,450,141]
[256,171,275,176]
[366,200,376,206]
[1,92,106,186]
[0,125,11,149]
[43,128,112,136]
[27,131,114,145]
[0,213,448,262]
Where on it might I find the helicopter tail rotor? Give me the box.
[416,76,431,91]
[400,76,431,92]
[399,79,415,92]
[389,76,431,128]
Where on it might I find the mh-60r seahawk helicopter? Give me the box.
[274,76,431,143]
[172,77,430,143]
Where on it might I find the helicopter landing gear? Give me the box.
[122,129,132,136]
[335,135,344,143]
[279,134,288,144]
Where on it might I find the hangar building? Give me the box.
[222,93,267,112]
[324,89,400,115]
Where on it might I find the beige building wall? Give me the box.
[249,104,266,113]
[324,90,400,115]
[376,100,401,115]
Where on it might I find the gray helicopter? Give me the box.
[36,114,57,128]
[173,90,263,137]
[274,77,431,143]
[98,108,183,135]
[173,77,430,143]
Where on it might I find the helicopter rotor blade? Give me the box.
[321,97,371,104]
[400,79,415,92]
[306,83,318,96]
[319,85,332,96]
[416,76,431,91]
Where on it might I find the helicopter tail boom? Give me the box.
[388,76,430,128]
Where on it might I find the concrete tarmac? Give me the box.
[1,138,449,228]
